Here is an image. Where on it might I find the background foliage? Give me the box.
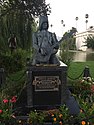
[0,0,51,52]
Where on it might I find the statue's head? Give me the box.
[39,15,49,31]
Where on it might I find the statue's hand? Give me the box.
[53,48,58,54]
[40,48,47,56]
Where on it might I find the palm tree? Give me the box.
[85,14,89,30]
[75,17,79,31]
[50,24,53,32]
[85,14,89,19]
[85,20,88,30]
[63,24,65,27]
[61,20,64,24]
[61,20,65,35]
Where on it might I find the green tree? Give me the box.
[85,35,94,50]
[0,0,51,18]
[62,27,77,50]
[0,0,51,52]
[59,27,77,66]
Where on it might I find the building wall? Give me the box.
[75,28,94,51]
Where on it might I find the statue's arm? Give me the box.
[32,33,39,51]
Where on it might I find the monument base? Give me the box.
[27,63,69,109]
[15,62,80,115]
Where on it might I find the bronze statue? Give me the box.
[32,15,60,65]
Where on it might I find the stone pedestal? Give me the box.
[15,62,80,116]
[27,63,70,109]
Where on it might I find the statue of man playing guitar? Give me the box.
[32,15,60,65]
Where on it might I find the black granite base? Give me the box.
[15,63,80,116]
[26,64,69,109]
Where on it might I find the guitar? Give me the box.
[35,35,67,63]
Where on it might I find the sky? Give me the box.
[46,0,94,37]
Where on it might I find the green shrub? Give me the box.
[59,50,73,67]
[0,49,30,73]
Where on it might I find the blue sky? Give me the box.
[46,0,94,37]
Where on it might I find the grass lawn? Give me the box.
[68,61,94,80]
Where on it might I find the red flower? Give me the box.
[3,99,8,103]
[12,96,17,100]
[10,99,16,103]
[10,96,17,103]
[0,109,3,114]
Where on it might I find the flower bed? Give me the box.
[0,77,94,125]
[0,96,17,124]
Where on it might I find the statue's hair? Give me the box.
[38,15,49,30]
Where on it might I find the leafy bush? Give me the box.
[85,36,94,49]
[28,101,94,125]
[0,49,30,73]
[59,49,73,67]
[0,95,17,124]
[28,106,70,125]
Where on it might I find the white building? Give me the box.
[75,27,94,51]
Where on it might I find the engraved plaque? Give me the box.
[33,76,61,91]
